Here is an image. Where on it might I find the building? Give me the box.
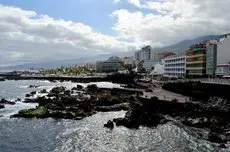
[96,56,122,73]
[150,63,164,76]
[164,53,186,78]
[134,45,151,61]
[216,63,230,76]
[121,56,135,66]
[185,41,217,76]
[142,60,159,72]
[152,51,175,61]
[217,34,230,64]
[206,44,217,75]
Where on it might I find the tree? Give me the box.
[137,60,146,73]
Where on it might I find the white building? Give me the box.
[164,54,186,78]
[143,60,159,72]
[216,63,230,76]
[217,34,230,64]
[150,63,164,76]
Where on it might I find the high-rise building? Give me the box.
[134,45,151,61]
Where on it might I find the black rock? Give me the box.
[72,85,84,91]
[28,85,40,88]
[40,89,48,94]
[0,98,16,105]
[30,91,37,96]
[104,120,114,129]
[208,132,227,143]
[145,89,153,92]
[16,98,21,102]
[0,78,5,81]
[87,84,98,91]
[25,94,32,98]
[0,104,4,109]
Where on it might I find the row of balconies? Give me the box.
[186,54,206,59]
[164,66,185,70]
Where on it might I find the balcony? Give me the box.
[186,67,206,70]
[186,61,205,65]
[186,54,206,59]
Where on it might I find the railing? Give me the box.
[199,78,230,85]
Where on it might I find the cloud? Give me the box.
[1,1,230,66]
[113,0,121,3]
[0,5,135,66]
[112,0,230,47]
[128,0,141,7]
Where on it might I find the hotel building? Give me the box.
[185,42,217,76]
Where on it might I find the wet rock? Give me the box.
[0,104,4,109]
[25,94,32,98]
[208,132,228,144]
[145,89,153,92]
[0,98,16,105]
[95,103,129,112]
[49,80,57,83]
[0,78,5,81]
[72,85,84,91]
[30,91,37,96]
[16,98,21,102]
[219,143,227,148]
[87,84,98,91]
[50,86,66,95]
[40,89,48,94]
[12,106,49,118]
[28,85,40,88]
[104,120,114,129]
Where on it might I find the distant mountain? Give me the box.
[0,35,223,70]
[152,35,222,52]
[0,52,135,70]
[0,55,108,70]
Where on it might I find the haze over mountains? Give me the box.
[0,35,222,70]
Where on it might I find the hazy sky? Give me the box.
[0,0,230,66]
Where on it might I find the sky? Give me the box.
[0,0,230,66]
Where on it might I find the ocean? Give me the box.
[0,80,228,152]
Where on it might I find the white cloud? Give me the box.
[128,0,141,7]
[113,0,121,3]
[112,0,230,47]
[0,5,135,66]
[1,1,230,66]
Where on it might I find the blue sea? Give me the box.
[0,80,229,152]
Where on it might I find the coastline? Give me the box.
[1,75,230,148]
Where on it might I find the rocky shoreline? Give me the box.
[5,79,230,148]
[12,84,140,120]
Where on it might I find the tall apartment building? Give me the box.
[134,45,151,61]
[164,53,186,78]
[185,41,217,76]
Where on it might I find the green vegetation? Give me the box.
[18,106,49,117]
[39,66,92,76]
